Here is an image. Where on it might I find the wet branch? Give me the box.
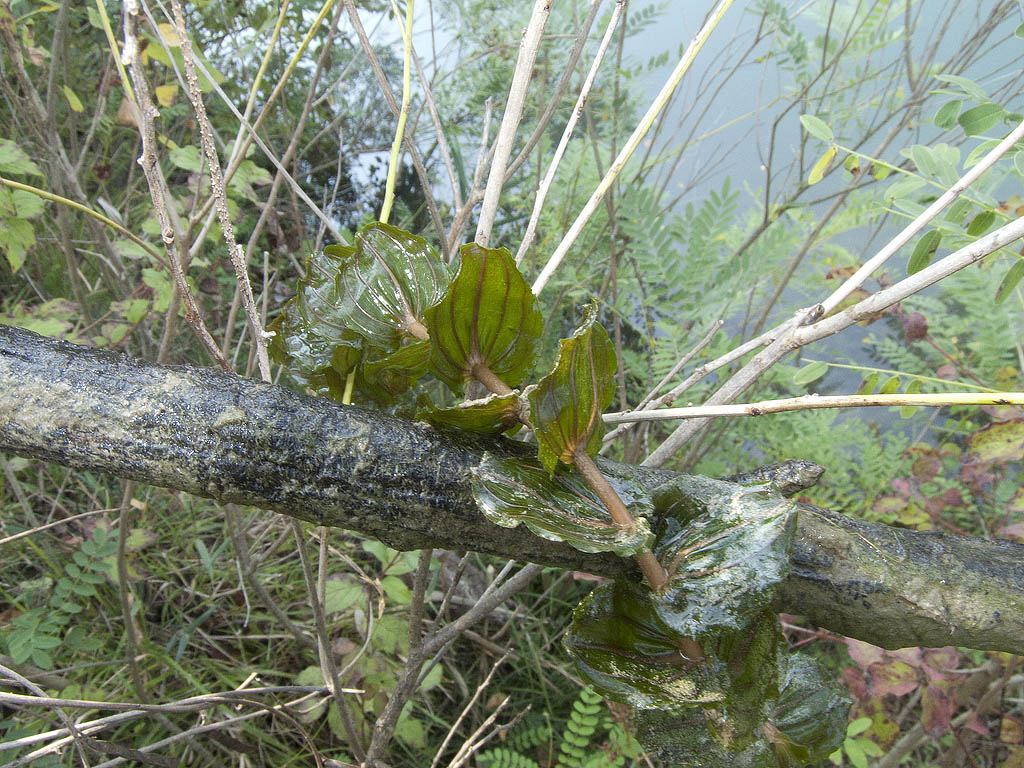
[1,324,1022,655]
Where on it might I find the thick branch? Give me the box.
[1,325,1022,654]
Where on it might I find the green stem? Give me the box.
[0,175,167,267]
[379,0,414,225]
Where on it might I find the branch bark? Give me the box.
[1,324,1022,655]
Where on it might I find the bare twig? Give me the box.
[515,0,626,265]
[170,0,271,379]
[475,0,552,247]
[532,0,736,294]
[122,0,228,368]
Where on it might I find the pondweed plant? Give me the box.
[270,222,850,765]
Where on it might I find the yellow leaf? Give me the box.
[155,83,178,107]
[808,146,837,185]
[157,22,180,46]
[62,85,83,112]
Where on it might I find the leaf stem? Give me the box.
[471,362,514,396]
[573,449,668,592]
[470,362,668,592]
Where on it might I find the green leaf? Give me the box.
[647,475,798,637]
[799,115,833,143]
[168,144,202,172]
[0,216,35,272]
[1015,150,1024,178]
[359,340,430,403]
[471,452,654,556]
[420,391,524,435]
[328,222,451,348]
[967,420,1024,463]
[424,242,542,393]
[268,246,364,392]
[879,375,900,395]
[995,258,1024,304]
[900,379,923,418]
[933,73,988,102]
[856,373,879,395]
[62,85,84,112]
[528,304,617,474]
[808,146,836,185]
[0,138,43,175]
[966,209,996,236]
[635,709,775,768]
[1016,21,1024,38]
[764,653,851,766]
[933,100,962,129]
[908,230,941,274]
[958,103,1004,136]
[324,576,364,613]
[565,580,729,712]
[793,360,827,386]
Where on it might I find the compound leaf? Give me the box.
[528,304,616,474]
[425,242,541,393]
[471,452,653,556]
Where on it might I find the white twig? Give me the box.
[475,0,552,247]
[532,0,736,295]
[430,652,511,768]
[515,0,626,265]
[604,392,1024,423]
[643,212,1024,466]
[818,116,1024,318]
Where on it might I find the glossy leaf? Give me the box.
[328,222,451,347]
[648,475,798,636]
[528,304,617,474]
[764,653,850,767]
[360,340,430,404]
[424,242,541,393]
[564,580,728,712]
[420,392,524,435]
[470,452,654,556]
[269,247,363,389]
[635,709,776,768]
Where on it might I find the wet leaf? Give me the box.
[420,391,524,435]
[359,340,430,403]
[328,222,451,348]
[424,242,541,393]
[764,653,850,766]
[471,452,653,556]
[528,304,617,474]
[648,475,798,637]
[268,246,363,389]
[564,580,728,712]
[635,709,776,768]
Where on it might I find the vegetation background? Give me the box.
[0,0,1022,765]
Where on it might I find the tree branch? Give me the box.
[1,324,1022,654]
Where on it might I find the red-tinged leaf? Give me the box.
[425,242,541,393]
[845,638,885,671]
[922,647,959,681]
[999,521,1024,541]
[962,711,990,736]
[921,683,953,738]
[868,659,919,697]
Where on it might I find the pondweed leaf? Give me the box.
[360,340,430,404]
[425,243,541,393]
[269,247,363,388]
[764,653,850,767]
[328,222,451,347]
[528,304,616,474]
[649,475,797,636]
[420,392,524,435]
[564,580,728,712]
[470,452,653,556]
